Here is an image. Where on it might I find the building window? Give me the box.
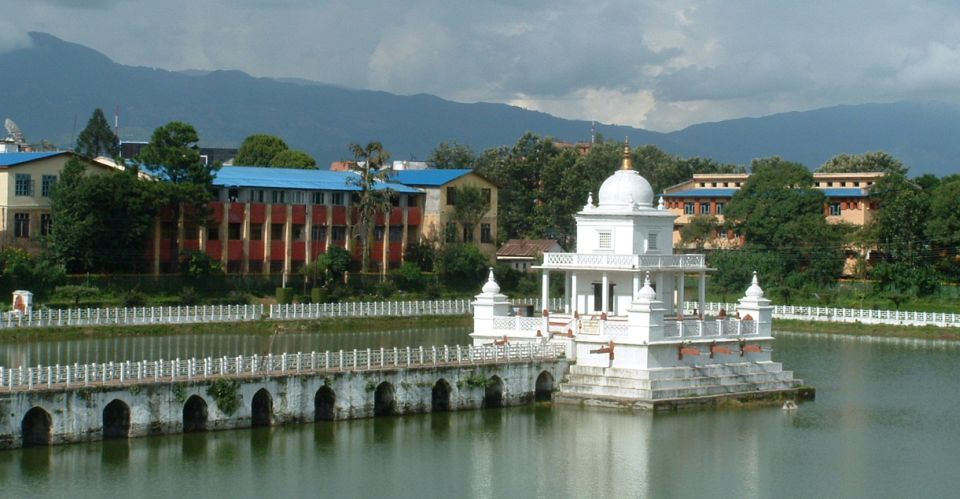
[250,223,263,241]
[41,175,57,197]
[228,223,242,240]
[312,192,325,205]
[829,203,842,216]
[207,224,220,240]
[228,188,239,202]
[684,202,695,215]
[271,190,286,204]
[463,223,474,243]
[289,191,305,204]
[389,226,403,242]
[597,230,612,250]
[312,225,327,242]
[293,224,306,241]
[375,226,385,241]
[271,223,284,240]
[332,226,346,241]
[15,174,32,197]
[40,214,52,236]
[407,195,417,207]
[446,187,457,205]
[700,203,711,215]
[250,189,265,203]
[715,202,725,215]
[332,192,344,205]
[14,213,29,238]
[445,222,458,243]
[648,231,659,251]
[481,223,492,243]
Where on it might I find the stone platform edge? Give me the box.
[554,386,816,413]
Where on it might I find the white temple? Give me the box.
[471,145,803,407]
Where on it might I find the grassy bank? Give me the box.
[773,318,960,341]
[0,315,472,341]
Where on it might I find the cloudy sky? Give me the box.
[2,0,959,131]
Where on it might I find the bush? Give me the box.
[121,289,147,307]
[392,262,425,291]
[178,286,200,305]
[276,287,295,304]
[435,245,488,291]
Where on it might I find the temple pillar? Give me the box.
[571,272,578,314]
[698,271,706,316]
[601,272,609,314]
[677,272,685,316]
[541,270,550,313]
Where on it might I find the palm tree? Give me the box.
[347,142,395,275]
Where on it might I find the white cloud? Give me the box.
[0,20,31,53]
[5,0,960,131]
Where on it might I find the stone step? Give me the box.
[565,370,795,391]
[559,378,802,401]
[569,362,784,380]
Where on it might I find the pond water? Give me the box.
[2,328,960,498]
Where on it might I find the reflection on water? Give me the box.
[2,333,960,497]
[0,325,471,367]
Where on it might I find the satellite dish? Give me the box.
[4,118,25,143]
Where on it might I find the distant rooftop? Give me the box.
[389,169,474,187]
[0,151,67,167]
[213,166,422,193]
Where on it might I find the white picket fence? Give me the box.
[0,342,566,392]
[0,297,566,330]
[690,301,960,328]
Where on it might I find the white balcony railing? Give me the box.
[541,253,706,270]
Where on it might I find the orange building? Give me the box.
[662,172,886,249]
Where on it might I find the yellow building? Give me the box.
[663,171,887,247]
[390,169,499,252]
[0,152,115,250]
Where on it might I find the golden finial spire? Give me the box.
[621,137,633,170]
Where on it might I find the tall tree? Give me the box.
[235,134,288,166]
[347,141,395,274]
[138,122,215,186]
[268,149,316,168]
[75,108,119,158]
[138,121,217,272]
[680,215,719,250]
[449,185,491,242]
[817,151,909,176]
[49,158,158,272]
[928,177,960,278]
[868,173,939,295]
[429,141,476,169]
[719,157,845,302]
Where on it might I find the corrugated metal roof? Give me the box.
[821,188,867,198]
[664,187,867,198]
[662,188,738,198]
[0,151,67,167]
[213,166,422,193]
[389,169,473,186]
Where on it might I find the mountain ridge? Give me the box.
[2,32,957,175]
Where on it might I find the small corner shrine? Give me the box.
[471,143,805,408]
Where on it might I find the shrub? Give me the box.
[121,289,147,307]
[392,262,425,291]
[276,287,295,304]
[178,286,200,305]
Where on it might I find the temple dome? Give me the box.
[598,169,654,209]
[596,143,654,209]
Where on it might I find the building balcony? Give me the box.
[539,252,707,271]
